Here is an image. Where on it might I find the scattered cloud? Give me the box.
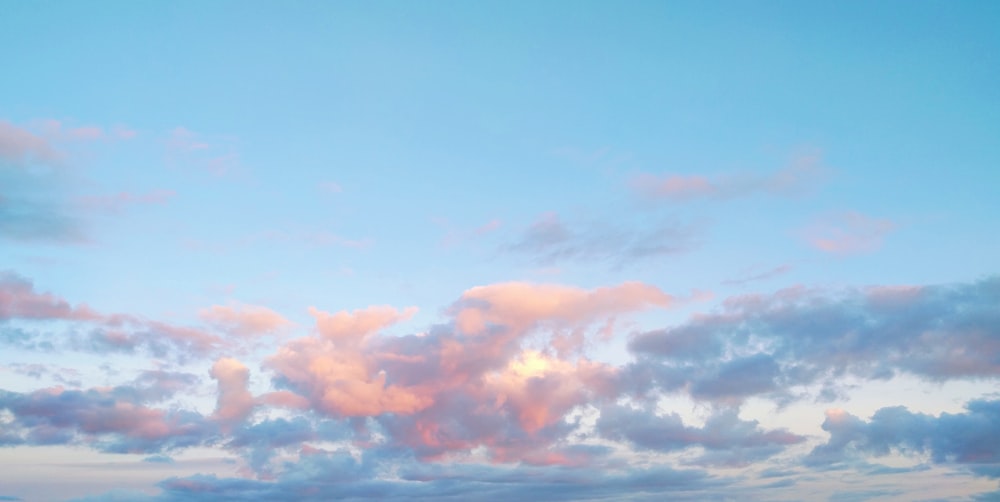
[0,120,61,165]
[1,272,999,500]
[631,152,829,202]
[0,118,147,244]
[598,405,806,467]
[803,211,895,255]
[627,276,1000,406]
[200,303,292,337]
[506,212,699,266]
[807,399,1000,478]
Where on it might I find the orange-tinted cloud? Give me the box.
[309,305,417,342]
[201,303,292,337]
[210,358,256,427]
[453,281,673,335]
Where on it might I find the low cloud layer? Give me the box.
[1,273,998,499]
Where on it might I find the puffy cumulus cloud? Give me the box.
[806,399,1000,478]
[200,303,292,337]
[598,405,805,467]
[483,350,617,434]
[267,333,432,418]
[0,386,216,453]
[209,358,255,428]
[630,152,828,202]
[263,281,673,463]
[626,276,1000,403]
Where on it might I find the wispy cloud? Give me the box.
[631,152,829,202]
[0,120,62,165]
[803,211,895,255]
[165,127,240,177]
[721,264,793,286]
[506,212,699,266]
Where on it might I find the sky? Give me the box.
[1,1,999,500]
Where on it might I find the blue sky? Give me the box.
[1,2,999,500]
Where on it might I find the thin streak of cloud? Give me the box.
[631,152,829,202]
[803,211,895,255]
[506,211,699,266]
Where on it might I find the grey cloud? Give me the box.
[627,277,1000,403]
[597,404,805,467]
[506,212,698,266]
[806,399,1000,477]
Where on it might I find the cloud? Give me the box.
[200,303,292,337]
[631,152,828,202]
[807,399,1000,477]
[721,264,792,286]
[0,272,225,359]
[309,305,416,341]
[132,450,724,502]
[626,276,1000,402]
[261,281,672,463]
[506,212,698,266]
[0,385,217,453]
[0,118,142,244]
[265,305,430,418]
[3,273,998,500]
[803,211,895,255]
[452,280,673,335]
[0,272,100,321]
[210,358,256,428]
[597,405,806,467]
[0,120,61,165]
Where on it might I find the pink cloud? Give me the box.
[257,390,311,410]
[0,120,61,165]
[0,272,101,321]
[631,152,828,202]
[804,211,895,255]
[200,303,292,337]
[453,281,674,335]
[260,280,672,461]
[308,305,417,342]
[267,334,433,417]
[0,385,213,452]
[482,350,618,433]
[210,358,255,427]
